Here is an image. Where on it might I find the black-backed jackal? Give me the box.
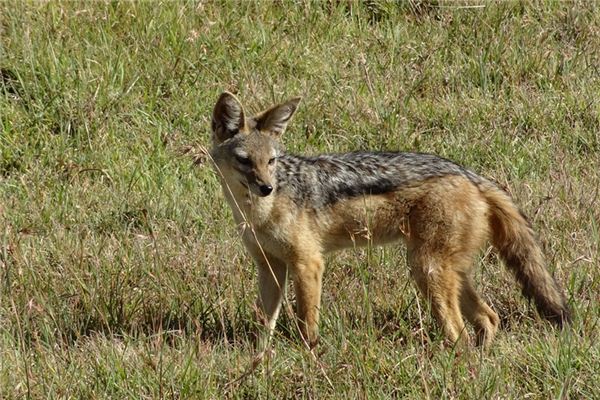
[208,92,570,351]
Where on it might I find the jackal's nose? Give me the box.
[259,184,273,196]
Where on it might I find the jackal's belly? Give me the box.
[317,193,411,252]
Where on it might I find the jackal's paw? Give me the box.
[252,347,275,367]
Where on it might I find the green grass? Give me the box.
[1,1,599,398]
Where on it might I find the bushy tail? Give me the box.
[482,183,571,326]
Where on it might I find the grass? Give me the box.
[1,1,599,398]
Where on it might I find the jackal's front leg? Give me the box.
[292,255,325,348]
[248,247,288,353]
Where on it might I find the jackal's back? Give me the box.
[275,151,483,207]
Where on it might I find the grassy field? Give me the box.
[1,1,599,398]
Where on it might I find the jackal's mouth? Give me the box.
[237,180,270,197]
[238,180,250,190]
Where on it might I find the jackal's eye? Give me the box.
[235,155,251,166]
[268,157,276,165]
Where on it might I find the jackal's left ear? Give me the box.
[212,92,246,143]
[253,97,301,137]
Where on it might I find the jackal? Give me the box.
[208,91,570,350]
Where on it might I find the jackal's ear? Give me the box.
[253,97,301,137]
[212,92,246,143]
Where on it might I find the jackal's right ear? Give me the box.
[211,92,246,143]
[253,97,301,137]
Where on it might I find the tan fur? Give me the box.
[208,92,570,352]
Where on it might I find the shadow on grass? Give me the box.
[5,296,257,350]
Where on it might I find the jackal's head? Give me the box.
[210,92,300,197]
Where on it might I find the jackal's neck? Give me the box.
[220,180,275,227]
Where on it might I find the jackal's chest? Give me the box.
[237,201,304,259]
[241,224,296,260]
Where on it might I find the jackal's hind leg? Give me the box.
[408,251,469,346]
[459,277,500,347]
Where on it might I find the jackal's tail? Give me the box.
[481,183,571,326]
